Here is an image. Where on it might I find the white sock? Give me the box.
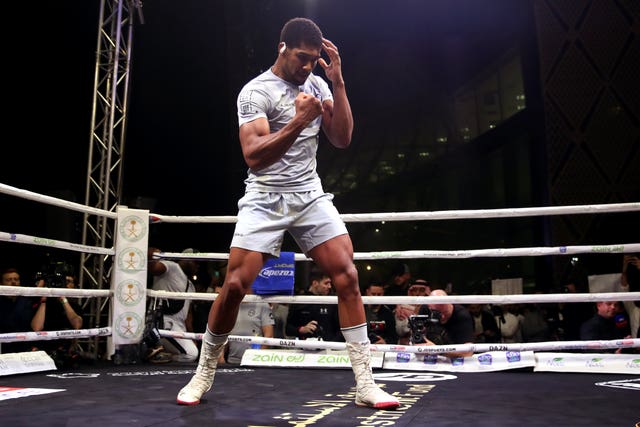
[204,326,229,346]
[341,323,368,343]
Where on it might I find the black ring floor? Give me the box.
[1,362,638,427]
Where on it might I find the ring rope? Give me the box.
[0,327,112,343]
[4,181,635,229]
[0,183,116,218]
[147,202,640,224]
[146,289,640,304]
[0,231,115,256]
[3,286,634,315]
[4,231,637,262]
[157,243,640,263]
[156,329,640,354]
[2,322,636,353]
[0,285,111,298]
[339,203,640,222]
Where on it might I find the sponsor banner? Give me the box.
[535,352,640,374]
[383,351,536,372]
[0,386,65,401]
[0,351,57,376]
[237,348,639,374]
[240,349,384,368]
[251,252,295,295]
[112,207,149,345]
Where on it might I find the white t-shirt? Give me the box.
[237,69,333,192]
[152,260,195,325]
[227,302,274,364]
[495,312,522,343]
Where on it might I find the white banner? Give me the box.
[233,347,640,374]
[0,351,57,376]
[111,207,149,345]
[240,349,384,369]
[534,352,640,374]
[383,351,536,372]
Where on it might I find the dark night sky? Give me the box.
[2,0,529,264]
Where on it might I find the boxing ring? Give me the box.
[1,182,639,426]
[1,363,639,426]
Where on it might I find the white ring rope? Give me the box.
[0,285,111,299]
[0,328,112,343]
[0,231,115,256]
[148,202,640,223]
[2,183,637,260]
[157,330,640,354]
[7,285,634,308]
[157,243,640,263]
[146,290,640,305]
[0,183,116,219]
[341,203,640,222]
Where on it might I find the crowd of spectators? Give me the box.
[2,254,638,368]
[0,263,85,368]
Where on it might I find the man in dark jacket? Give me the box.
[286,267,342,342]
[580,300,630,354]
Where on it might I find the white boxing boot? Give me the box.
[176,338,226,405]
[346,341,400,409]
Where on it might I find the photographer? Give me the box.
[364,282,397,345]
[31,265,83,367]
[147,247,199,363]
[0,268,38,353]
[286,266,342,342]
[413,289,474,358]
[394,279,430,345]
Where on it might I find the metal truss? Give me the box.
[78,0,142,360]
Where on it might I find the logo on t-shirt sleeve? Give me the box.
[239,91,259,116]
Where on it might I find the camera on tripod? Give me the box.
[34,261,73,288]
[408,308,442,345]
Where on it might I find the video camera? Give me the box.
[408,308,443,345]
[34,261,73,288]
[368,320,385,343]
